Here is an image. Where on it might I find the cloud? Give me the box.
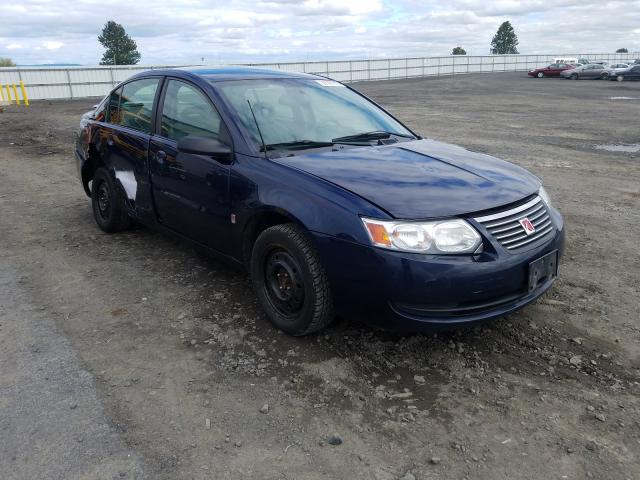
[42,41,64,50]
[1,0,638,65]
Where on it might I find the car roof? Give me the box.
[128,66,319,82]
[123,66,320,85]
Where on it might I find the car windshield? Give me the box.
[212,78,414,152]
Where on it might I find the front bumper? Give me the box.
[313,210,565,332]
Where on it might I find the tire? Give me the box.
[91,167,132,233]
[537,72,544,78]
[570,74,578,80]
[250,223,334,336]
[617,75,624,82]
[600,73,609,80]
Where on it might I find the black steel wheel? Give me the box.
[264,249,305,316]
[251,223,333,336]
[91,167,132,233]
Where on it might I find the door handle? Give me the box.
[107,134,116,146]
[156,150,167,164]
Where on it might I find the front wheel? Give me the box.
[570,74,578,80]
[91,167,132,233]
[600,73,609,80]
[617,75,624,82]
[537,72,544,78]
[250,223,334,336]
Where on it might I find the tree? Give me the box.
[491,21,519,54]
[0,57,16,67]
[616,48,628,53]
[98,21,141,65]
[452,46,467,55]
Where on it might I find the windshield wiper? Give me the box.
[331,130,415,143]
[261,140,334,152]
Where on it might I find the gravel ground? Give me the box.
[0,72,639,480]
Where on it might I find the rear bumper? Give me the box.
[313,210,565,332]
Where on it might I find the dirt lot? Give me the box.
[1,72,639,480]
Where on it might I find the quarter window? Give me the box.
[116,78,160,133]
[107,87,123,124]
[160,80,221,142]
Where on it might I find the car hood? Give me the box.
[272,139,540,219]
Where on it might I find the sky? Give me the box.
[1,0,639,65]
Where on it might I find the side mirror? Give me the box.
[177,135,232,162]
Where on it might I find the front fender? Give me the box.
[229,154,388,260]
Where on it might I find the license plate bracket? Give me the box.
[528,250,558,292]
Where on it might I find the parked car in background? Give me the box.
[608,64,640,81]
[560,64,608,79]
[74,67,564,335]
[528,63,575,78]
[634,59,640,64]
[602,63,630,79]
[577,58,591,65]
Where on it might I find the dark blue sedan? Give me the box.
[75,67,564,335]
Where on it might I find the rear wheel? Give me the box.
[250,223,333,336]
[537,72,544,78]
[600,73,609,80]
[617,75,624,82]
[91,167,132,233]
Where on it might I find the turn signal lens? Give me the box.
[363,221,391,247]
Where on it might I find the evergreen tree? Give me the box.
[616,48,628,53]
[98,21,141,65]
[491,21,519,54]
[452,46,467,55]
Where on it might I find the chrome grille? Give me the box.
[474,196,555,251]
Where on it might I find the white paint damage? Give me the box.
[115,170,138,200]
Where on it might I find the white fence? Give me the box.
[1,52,638,101]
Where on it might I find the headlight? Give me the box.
[361,217,481,254]
[538,186,552,207]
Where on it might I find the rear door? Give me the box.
[95,77,161,222]
[587,65,603,78]
[148,78,233,252]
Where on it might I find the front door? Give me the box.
[96,77,161,223]
[149,78,232,253]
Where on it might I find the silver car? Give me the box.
[560,63,608,80]
[603,63,630,79]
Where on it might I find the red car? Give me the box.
[528,63,575,78]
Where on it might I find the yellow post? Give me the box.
[0,85,4,102]
[19,81,29,106]
[12,83,21,105]
[4,84,12,104]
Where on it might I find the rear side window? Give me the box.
[116,78,160,133]
[160,80,221,142]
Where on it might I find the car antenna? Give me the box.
[247,99,268,160]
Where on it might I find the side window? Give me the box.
[160,80,221,142]
[116,78,160,133]
[108,87,123,124]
